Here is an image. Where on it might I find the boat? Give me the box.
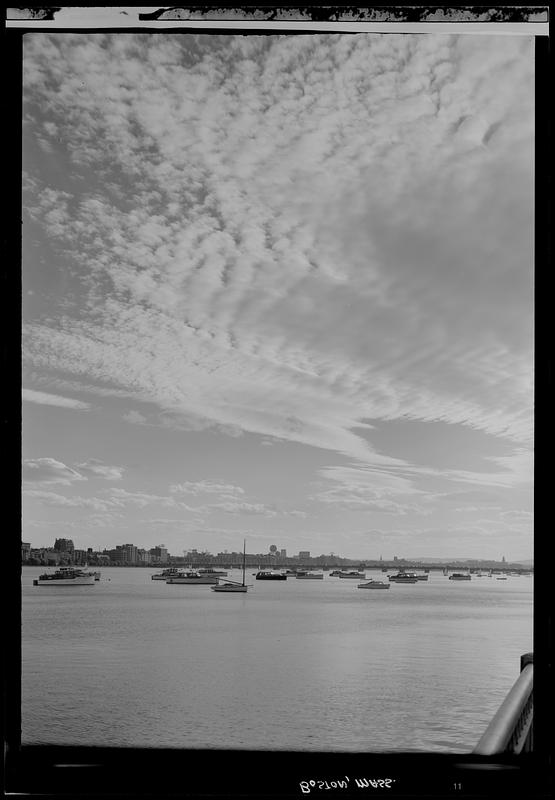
[33,567,96,586]
[295,571,323,579]
[388,572,418,583]
[329,570,343,576]
[255,571,287,580]
[166,571,219,584]
[357,580,390,590]
[448,573,471,581]
[85,570,101,581]
[212,541,249,593]
[496,575,508,580]
[337,570,366,579]
[152,567,184,581]
[199,568,228,576]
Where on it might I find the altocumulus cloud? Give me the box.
[23,33,533,469]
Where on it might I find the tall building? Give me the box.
[21,542,31,561]
[280,549,287,558]
[150,545,168,563]
[299,551,310,559]
[54,538,74,553]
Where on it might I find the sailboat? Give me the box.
[211,540,250,593]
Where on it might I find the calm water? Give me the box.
[21,567,533,753]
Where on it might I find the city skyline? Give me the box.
[22,32,534,561]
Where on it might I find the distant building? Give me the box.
[298,551,310,559]
[280,549,287,558]
[150,545,168,563]
[21,542,31,561]
[73,549,87,565]
[54,538,74,553]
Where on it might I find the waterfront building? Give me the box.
[21,542,31,562]
[54,538,74,553]
[150,545,168,564]
[298,551,310,559]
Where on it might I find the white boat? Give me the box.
[357,580,390,590]
[212,541,250,593]
[166,571,219,584]
[33,567,95,586]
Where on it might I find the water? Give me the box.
[21,567,533,753]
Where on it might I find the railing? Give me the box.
[473,653,533,755]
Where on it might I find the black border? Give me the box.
[4,8,552,800]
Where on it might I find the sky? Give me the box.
[22,31,534,561]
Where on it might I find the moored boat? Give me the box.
[212,540,250,593]
[166,571,219,584]
[199,568,228,576]
[357,580,390,590]
[33,567,96,586]
[295,571,323,579]
[255,571,287,581]
[388,572,418,583]
[448,573,471,581]
[337,570,366,579]
[152,567,184,580]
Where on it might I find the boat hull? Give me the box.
[255,573,286,580]
[167,577,219,584]
[211,584,248,592]
[34,576,95,586]
[295,574,323,579]
[357,582,390,589]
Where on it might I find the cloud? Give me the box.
[23,33,533,469]
[203,501,278,517]
[22,457,87,485]
[22,388,90,410]
[122,409,147,424]
[169,480,245,497]
[23,489,113,511]
[75,459,125,480]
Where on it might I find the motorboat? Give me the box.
[337,571,366,579]
[198,568,228,576]
[448,573,471,581]
[33,567,96,586]
[255,571,287,580]
[166,571,219,584]
[357,580,390,590]
[212,541,250,593]
[496,575,508,580]
[295,571,323,579]
[388,572,418,583]
[152,567,184,580]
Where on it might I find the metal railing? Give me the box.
[473,653,533,755]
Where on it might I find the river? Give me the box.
[21,566,533,753]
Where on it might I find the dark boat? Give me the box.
[255,571,287,580]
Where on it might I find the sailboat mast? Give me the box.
[242,539,246,586]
